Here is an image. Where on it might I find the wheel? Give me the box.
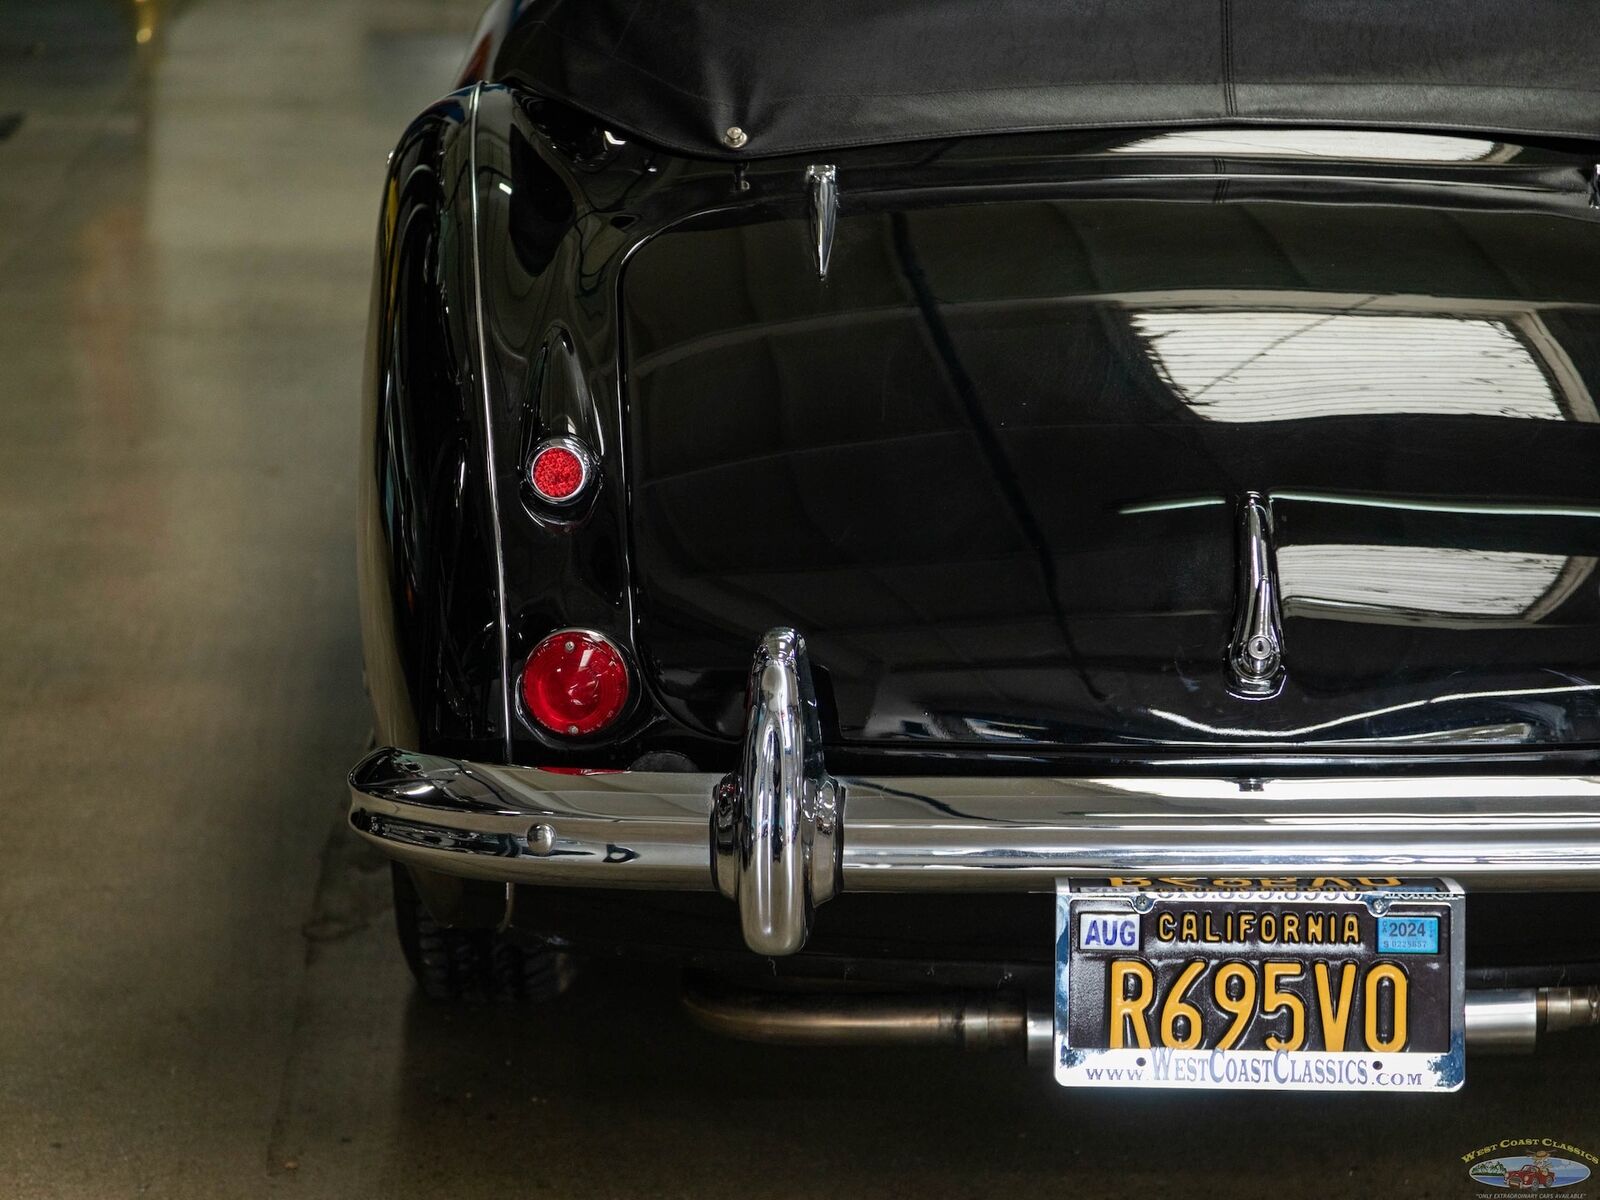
[391,864,571,1002]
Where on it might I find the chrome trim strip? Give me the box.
[467,81,514,760]
[1227,492,1286,698]
[350,751,713,888]
[351,748,1600,895]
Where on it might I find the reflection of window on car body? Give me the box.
[1278,544,1593,623]
[1131,310,1577,423]
[1108,128,1506,161]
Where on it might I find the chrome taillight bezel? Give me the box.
[527,436,594,506]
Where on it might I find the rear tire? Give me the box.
[391,864,570,1002]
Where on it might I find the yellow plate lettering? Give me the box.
[1159,959,1207,1048]
[1212,961,1257,1050]
[1313,961,1358,1052]
[1262,961,1307,1051]
[1363,962,1409,1052]
[1109,959,1154,1049]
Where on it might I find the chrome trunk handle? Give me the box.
[1227,492,1287,698]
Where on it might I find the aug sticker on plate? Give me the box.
[1054,876,1465,1092]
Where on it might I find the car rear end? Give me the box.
[354,78,1600,1088]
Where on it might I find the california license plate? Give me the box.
[1054,877,1464,1091]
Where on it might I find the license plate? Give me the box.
[1054,877,1464,1092]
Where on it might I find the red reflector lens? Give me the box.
[530,442,587,501]
[521,631,629,736]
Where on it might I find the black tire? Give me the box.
[391,864,571,1003]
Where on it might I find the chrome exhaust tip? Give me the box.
[681,975,1030,1052]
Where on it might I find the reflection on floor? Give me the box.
[0,1,1596,1196]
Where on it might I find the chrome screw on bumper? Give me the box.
[712,628,842,956]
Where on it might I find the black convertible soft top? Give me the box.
[491,0,1600,159]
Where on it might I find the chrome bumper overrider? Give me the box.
[349,628,1600,957]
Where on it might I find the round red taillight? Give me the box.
[520,630,629,736]
[529,439,589,503]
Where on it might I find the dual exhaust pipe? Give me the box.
[682,976,1600,1061]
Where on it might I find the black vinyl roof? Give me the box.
[491,0,1600,159]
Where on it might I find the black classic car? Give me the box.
[349,0,1600,1090]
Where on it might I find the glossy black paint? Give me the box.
[623,187,1600,753]
[359,78,1600,772]
[359,93,506,762]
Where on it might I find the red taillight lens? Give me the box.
[529,440,588,503]
[520,630,629,736]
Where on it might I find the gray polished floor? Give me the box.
[0,2,1597,1197]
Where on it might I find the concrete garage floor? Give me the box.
[0,1,1596,1196]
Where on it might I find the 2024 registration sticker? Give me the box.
[1054,877,1465,1092]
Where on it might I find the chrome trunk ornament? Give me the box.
[1227,493,1287,698]
[805,164,838,280]
[712,628,842,955]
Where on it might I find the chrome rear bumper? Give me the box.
[349,629,1600,956]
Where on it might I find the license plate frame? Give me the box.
[1054,877,1465,1092]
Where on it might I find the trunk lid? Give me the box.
[621,182,1600,751]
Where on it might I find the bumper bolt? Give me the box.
[526,824,556,856]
